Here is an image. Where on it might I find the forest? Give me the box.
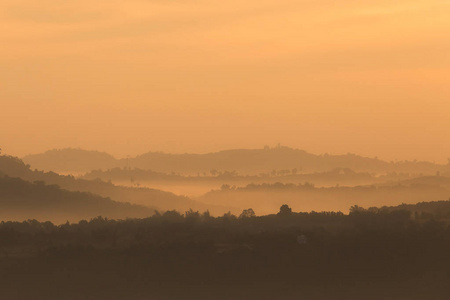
[0,205,450,299]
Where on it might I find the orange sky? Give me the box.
[1,0,449,162]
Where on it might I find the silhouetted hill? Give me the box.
[23,146,446,175]
[198,181,450,215]
[23,148,117,173]
[81,167,379,187]
[128,147,394,174]
[386,175,450,189]
[355,199,450,220]
[0,155,210,213]
[0,176,152,223]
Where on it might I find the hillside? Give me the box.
[197,181,450,215]
[23,148,117,173]
[0,155,211,213]
[387,175,450,189]
[359,199,450,220]
[0,176,152,223]
[23,146,447,175]
[80,167,381,197]
[82,166,377,183]
[129,147,446,174]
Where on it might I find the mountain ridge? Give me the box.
[22,146,447,175]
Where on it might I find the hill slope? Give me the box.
[197,181,450,215]
[0,176,153,223]
[0,155,209,213]
[23,148,116,173]
[23,146,446,175]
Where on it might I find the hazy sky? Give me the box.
[1,0,449,162]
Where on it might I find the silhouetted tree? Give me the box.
[349,205,365,214]
[239,208,256,218]
[278,204,292,216]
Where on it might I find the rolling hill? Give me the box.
[0,175,153,223]
[23,146,447,175]
[0,155,211,213]
[197,181,450,216]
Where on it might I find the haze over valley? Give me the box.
[0,146,448,220]
[2,0,450,298]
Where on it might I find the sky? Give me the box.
[1,0,449,162]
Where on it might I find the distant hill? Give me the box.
[23,146,447,175]
[0,175,153,223]
[23,148,117,173]
[386,175,450,189]
[0,155,212,213]
[357,199,450,220]
[197,181,450,216]
[80,167,379,187]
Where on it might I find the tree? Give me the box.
[349,205,366,214]
[221,184,231,191]
[278,204,292,216]
[239,208,256,218]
